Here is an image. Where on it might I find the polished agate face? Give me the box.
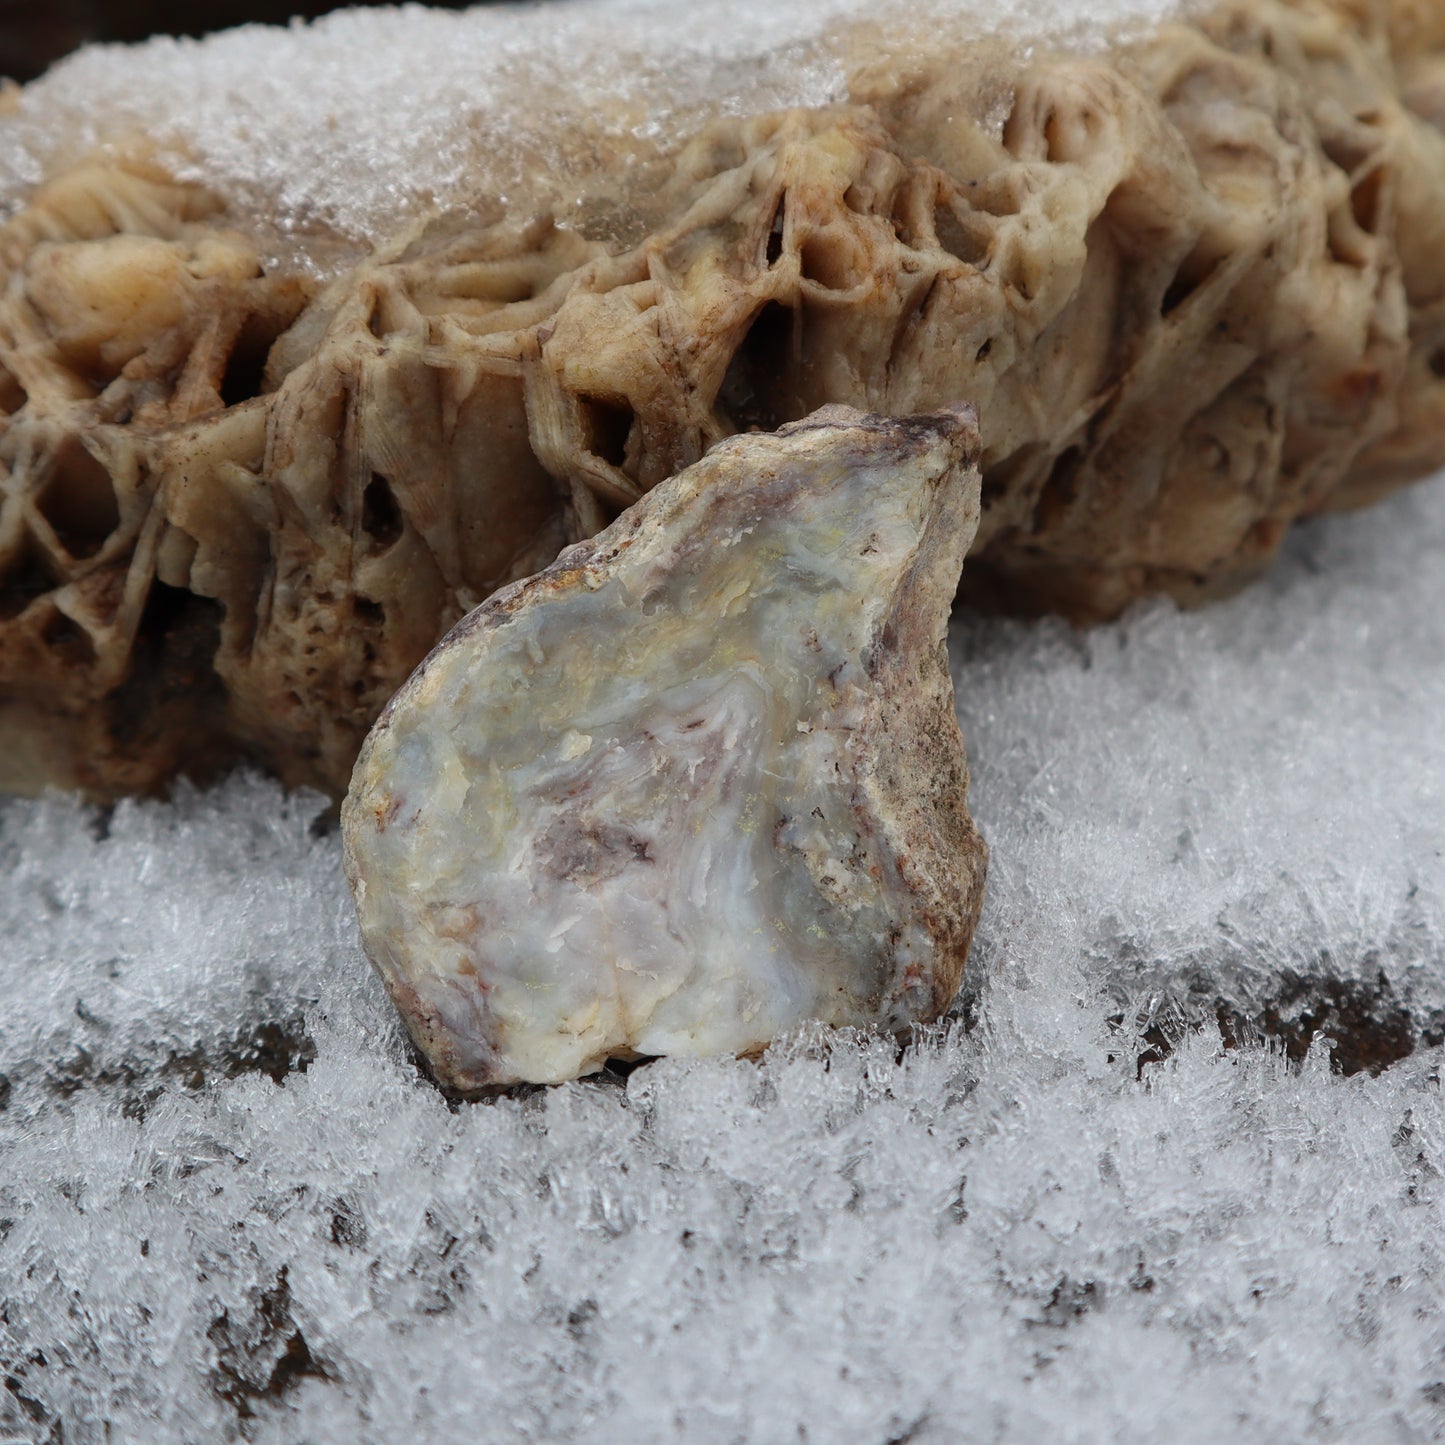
[343,405,988,1089]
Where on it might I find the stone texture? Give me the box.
[1,0,1444,796]
[342,405,987,1088]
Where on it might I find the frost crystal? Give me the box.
[0,0,1195,244]
[2,470,1443,1442]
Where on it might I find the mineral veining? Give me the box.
[1,0,1445,796]
[341,406,987,1089]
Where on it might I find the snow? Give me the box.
[3,466,1444,1443]
[0,0,1194,248]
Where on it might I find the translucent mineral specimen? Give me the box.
[341,405,987,1088]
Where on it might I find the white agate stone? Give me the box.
[342,405,987,1088]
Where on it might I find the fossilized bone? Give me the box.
[1,0,1444,798]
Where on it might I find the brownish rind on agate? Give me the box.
[1,0,1445,797]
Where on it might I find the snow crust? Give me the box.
[2,468,1444,1442]
[0,0,1192,247]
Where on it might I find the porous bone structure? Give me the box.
[0,0,1443,795]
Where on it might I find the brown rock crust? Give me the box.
[1,0,1443,796]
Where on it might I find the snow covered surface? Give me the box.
[2,464,1444,1443]
[0,0,1194,246]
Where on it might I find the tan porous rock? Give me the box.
[342,405,986,1089]
[1,0,1444,797]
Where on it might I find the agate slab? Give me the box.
[342,405,988,1088]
